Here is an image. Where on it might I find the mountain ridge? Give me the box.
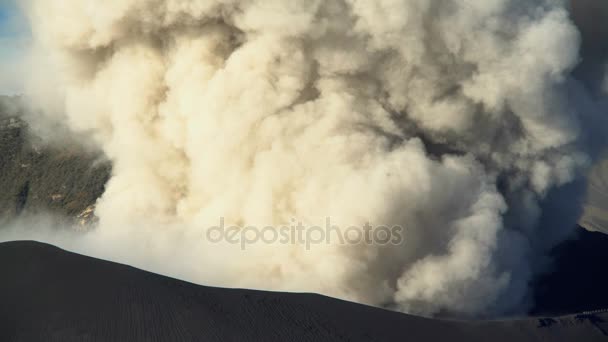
[2,240,608,341]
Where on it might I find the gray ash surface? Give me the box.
[2,240,608,342]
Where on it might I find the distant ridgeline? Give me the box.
[0,96,110,226]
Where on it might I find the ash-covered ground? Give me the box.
[2,240,608,342]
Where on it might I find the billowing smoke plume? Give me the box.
[9,0,607,317]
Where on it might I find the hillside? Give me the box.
[2,240,608,342]
[0,96,109,225]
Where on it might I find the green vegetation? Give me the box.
[0,96,110,225]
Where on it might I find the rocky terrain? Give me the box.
[0,96,109,226]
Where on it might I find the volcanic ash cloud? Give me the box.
[18,0,598,316]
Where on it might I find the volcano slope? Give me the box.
[0,96,109,225]
[1,240,608,342]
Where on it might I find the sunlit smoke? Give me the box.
[6,0,607,317]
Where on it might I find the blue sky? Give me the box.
[0,0,29,94]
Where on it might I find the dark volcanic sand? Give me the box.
[1,241,608,342]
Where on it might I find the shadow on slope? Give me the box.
[1,241,608,342]
[533,227,608,316]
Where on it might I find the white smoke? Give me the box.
[7,0,603,317]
